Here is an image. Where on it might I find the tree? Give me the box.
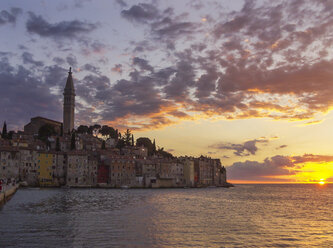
[100,125,117,139]
[77,125,89,134]
[38,124,56,141]
[131,134,134,146]
[136,137,154,155]
[60,123,63,136]
[124,129,131,146]
[70,132,76,150]
[101,140,106,149]
[1,121,7,139]
[7,131,14,140]
[88,124,101,136]
[116,137,125,150]
[153,139,156,154]
[56,137,60,151]
[157,147,173,158]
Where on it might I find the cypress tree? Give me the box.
[131,134,134,146]
[1,121,7,139]
[153,139,156,154]
[56,137,61,151]
[70,132,76,150]
[102,140,106,149]
[60,123,63,136]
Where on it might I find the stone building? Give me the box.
[24,116,62,136]
[0,147,20,180]
[66,151,97,187]
[109,155,136,187]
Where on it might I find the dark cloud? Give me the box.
[53,57,65,65]
[0,8,22,25]
[66,54,78,67]
[151,19,198,40]
[22,52,44,67]
[26,12,98,40]
[133,57,154,72]
[82,63,100,74]
[115,0,127,8]
[210,138,269,156]
[227,154,333,182]
[121,3,160,23]
[276,145,287,150]
[227,155,294,181]
[0,58,61,130]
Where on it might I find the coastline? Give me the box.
[19,181,234,190]
[0,185,19,205]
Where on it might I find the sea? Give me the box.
[0,184,332,248]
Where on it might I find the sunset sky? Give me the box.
[1,0,333,183]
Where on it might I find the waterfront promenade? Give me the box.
[0,184,19,205]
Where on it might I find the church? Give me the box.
[24,68,75,135]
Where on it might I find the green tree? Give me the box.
[131,134,134,146]
[116,137,125,150]
[101,140,106,149]
[38,124,56,141]
[77,125,89,134]
[124,129,131,146]
[70,132,76,150]
[60,123,63,136]
[136,137,154,155]
[157,147,173,158]
[7,131,14,140]
[88,124,101,136]
[153,139,156,154]
[56,137,60,151]
[1,121,7,139]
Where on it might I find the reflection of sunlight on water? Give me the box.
[0,186,333,247]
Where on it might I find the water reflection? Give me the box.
[0,185,332,247]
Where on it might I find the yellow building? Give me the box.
[37,152,55,186]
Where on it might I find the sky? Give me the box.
[1,0,333,184]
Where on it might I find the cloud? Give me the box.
[0,8,22,26]
[26,12,98,40]
[111,64,123,74]
[66,54,78,67]
[115,0,127,8]
[276,145,287,150]
[22,52,44,67]
[227,154,333,182]
[121,3,160,23]
[133,57,154,72]
[210,138,269,156]
[82,63,100,74]
[0,58,62,130]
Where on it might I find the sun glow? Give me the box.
[318,179,326,185]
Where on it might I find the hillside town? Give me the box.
[0,68,229,189]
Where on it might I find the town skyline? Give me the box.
[1,0,333,184]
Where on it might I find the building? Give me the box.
[66,151,97,187]
[182,158,195,187]
[63,67,75,134]
[24,116,62,136]
[0,147,20,180]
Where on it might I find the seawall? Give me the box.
[0,185,19,205]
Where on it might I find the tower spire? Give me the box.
[63,67,75,134]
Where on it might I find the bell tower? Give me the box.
[63,67,75,134]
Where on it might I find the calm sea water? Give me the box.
[0,185,332,248]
